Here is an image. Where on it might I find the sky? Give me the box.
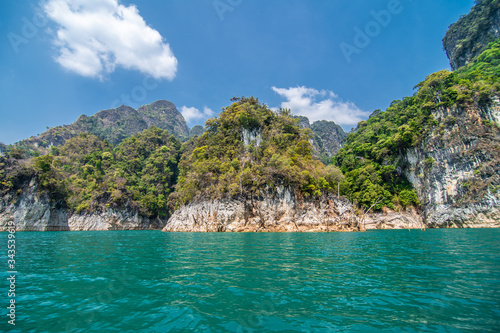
[0,0,475,144]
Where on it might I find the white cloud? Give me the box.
[203,106,214,117]
[44,0,177,80]
[181,106,215,123]
[272,86,369,127]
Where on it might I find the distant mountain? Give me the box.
[13,100,189,155]
[294,116,347,164]
[189,125,205,138]
[136,100,190,141]
[0,143,7,159]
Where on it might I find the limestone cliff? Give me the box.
[443,0,500,70]
[401,97,500,228]
[164,187,362,232]
[163,186,425,232]
[294,116,347,164]
[0,176,166,231]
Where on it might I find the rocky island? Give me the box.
[0,0,499,232]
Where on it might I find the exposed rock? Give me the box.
[0,178,69,231]
[0,177,167,231]
[400,98,500,228]
[68,209,165,231]
[294,116,347,163]
[443,0,500,70]
[363,208,425,230]
[137,100,189,141]
[164,188,429,232]
[165,187,361,232]
[241,127,263,147]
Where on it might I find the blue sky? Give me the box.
[0,0,475,144]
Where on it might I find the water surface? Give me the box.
[1,229,499,332]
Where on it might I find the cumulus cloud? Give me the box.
[272,86,369,127]
[43,0,177,80]
[181,106,214,123]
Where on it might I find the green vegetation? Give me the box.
[335,38,500,210]
[310,120,347,165]
[443,0,500,69]
[189,125,205,138]
[2,37,499,217]
[5,100,189,158]
[0,157,34,196]
[171,97,344,207]
[291,116,347,165]
[1,128,181,217]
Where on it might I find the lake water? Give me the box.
[1,229,499,332]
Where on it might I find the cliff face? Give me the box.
[0,176,167,231]
[164,187,425,232]
[295,116,347,163]
[402,97,500,228]
[0,177,68,231]
[164,187,361,232]
[443,0,500,70]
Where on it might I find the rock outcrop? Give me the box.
[295,116,347,163]
[401,98,500,228]
[0,177,167,231]
[443,0,500,70]
[164,187,362,232]
[164,188,428,232]
[363,208,425,230]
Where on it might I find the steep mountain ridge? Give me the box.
[336,0,500,228]
[294,116,347,164]
[12,100,189,155]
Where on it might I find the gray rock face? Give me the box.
[241,128,263,147]
[164,186,424,232]
[310,120,347,156]
[294,116,347,163]
[0,178,167,231]
[0,179,68,231]
[401,98,500,228]
[164,188,361,232]
[443,0,500,70]
[68,209,165,231]
[363,208,425,230]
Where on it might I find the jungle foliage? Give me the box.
[335,38,500,210]
[171,97,344,207]
[1,128,181,217]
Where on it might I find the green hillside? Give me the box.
[170,97,344,208]
[1,127,181,218]
[335,39,500,210]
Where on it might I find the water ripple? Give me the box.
[1,229,499,332]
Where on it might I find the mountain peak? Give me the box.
[146,100,176,109]
[13,100,189,156]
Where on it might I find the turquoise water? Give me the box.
[1,229,499,332]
